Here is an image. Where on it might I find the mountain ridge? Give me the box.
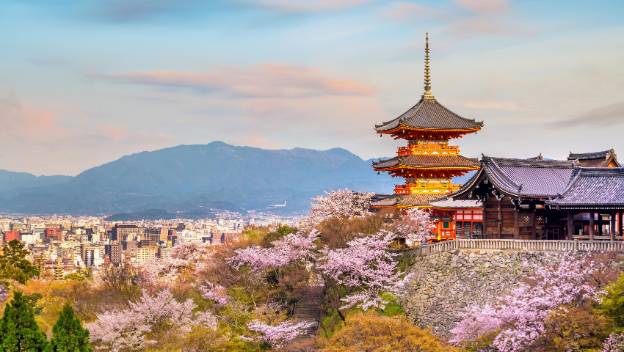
[0,141,394,215]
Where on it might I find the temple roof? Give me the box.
[371,193,445,208]
[373,154,480,170]
[548,168,624,208]
[430,198,482,209]
[455,156,577,199]
[568,149,620,167]
[375,97,484,133]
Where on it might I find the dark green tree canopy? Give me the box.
[0,240,39,284]
[0,291,48,351]
[50,304,92,352]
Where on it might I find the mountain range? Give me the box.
[0,142,396,217]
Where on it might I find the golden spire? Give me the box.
[423,32,434,100]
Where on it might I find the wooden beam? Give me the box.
[498,197,502,238]
[514,208,520,239]
[598,213,603,236]
[611,212,616,240]
[589,212,595,240]
[531,211,536,239]
[618,212,623,237]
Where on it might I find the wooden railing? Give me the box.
[410,239,624,256]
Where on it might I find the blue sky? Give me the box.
[1,0,623,175]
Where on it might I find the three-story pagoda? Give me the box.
[373,33,483,209]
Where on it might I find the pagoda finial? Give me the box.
[423,32,434,100]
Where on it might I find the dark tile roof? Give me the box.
[371,194,445,207]
[373,154,479,169]
[568,149,620,167]
[375,97,483,132]
[548,168,624,208]
[454,156,577,199]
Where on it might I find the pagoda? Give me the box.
[372,33,483,211]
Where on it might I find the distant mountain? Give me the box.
[0,170,71,194]
[0,142,395,215]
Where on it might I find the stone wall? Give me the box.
[400,249,563,338]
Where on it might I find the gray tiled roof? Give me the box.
[568,149,620,167]
[371,194,446,207]
[548,168,624,207]
[481,157,577,198]
[430,198,482,208]
[375,97,483,132]
[373,154,479,169]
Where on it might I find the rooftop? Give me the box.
[373,154,480,170]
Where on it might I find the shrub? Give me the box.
[598,273,624,332]
[322,313,457,352]
[534,304,610,351]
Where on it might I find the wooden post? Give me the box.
[610,212,616,240]
[589,212,595,240]
[567,212,574,240]
[619,212,623,237]
[482,201,488,239]
[531,211,537,239]
[514,208,520,239]
[498,197,502,238]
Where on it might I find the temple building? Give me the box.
[372,33,483,240]
[452,156,624,240]
[568,149,620,167]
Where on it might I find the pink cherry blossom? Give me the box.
[318,231,409,310]
[394,208,435,245]
[603,333,624,352]
[450,254,602,352]
[228,230,318,271]
[248,320,316,348]
[199,281,229,306]
[306,189,373,225]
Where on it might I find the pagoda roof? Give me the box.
[372,193,445,208]
[375,97,484,134]
[373,154,480,170]
[430,198,482,209]
[454,156,577,199]
[568,149,620,167]
[548,168,624,209]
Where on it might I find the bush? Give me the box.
[598,273,624,332]
[316,214,385,248]
[321,313,457,352]
[534,304,610,351]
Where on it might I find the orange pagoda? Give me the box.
[372,33,483,239]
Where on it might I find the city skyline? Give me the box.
[2,0,623,175]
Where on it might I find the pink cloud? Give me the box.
[249,0,368,13]
[381,2,441,22]
[454,0,509,13]
[99,64,374,99]
[0,98,68,141]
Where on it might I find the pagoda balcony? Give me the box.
[397,144,460,157]
[394,182,461,195]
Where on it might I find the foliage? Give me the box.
[316,213,386,249]
[98,262,140,300]
[261,225,298,247]
[199,281,229,306]
[87,289,216,351]
[306,189,373,226]
[598,273,624,332]
[320,308,345,339]
[0,290,49,351]
[321,313,457,352]
[318,231,412,310]
[248,319,316,349]
[0,240,39,284]
[50,303,92,352]
[534,304,610,351]
[450,254,603,352]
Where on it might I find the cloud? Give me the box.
[551,101,624,127]
[0,97,68,141]
[454,0,509,14]
[97,64,374,98]
[461,100,524,111]
[381,2,442,22]
[247,0,369,13]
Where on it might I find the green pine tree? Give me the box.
[0,291,48,351]
[49,304,92,352]
[0,240,39,284]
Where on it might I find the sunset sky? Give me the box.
[1,0,623,175]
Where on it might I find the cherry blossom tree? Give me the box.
[199,281,229,306]
[603,333,624,352]
[450,254,602,352]
[393,208,435,245]
[87,289,216,351]
[248,320,316,348]
[318,231,412,310]
[228,230,318,272]
[306,189,373,225]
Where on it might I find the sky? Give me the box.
[1,0,623,176]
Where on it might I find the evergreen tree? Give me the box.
[50,304,92,352]
[0,291,48,351]
[0,240,39,284]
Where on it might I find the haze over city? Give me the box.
[2,0,623,175]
